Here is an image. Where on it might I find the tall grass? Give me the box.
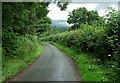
[49,41,108,81]
[2,35,43,82]
[40,24,120,82]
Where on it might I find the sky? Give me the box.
[1,0,120,2]
[47,2,118,20]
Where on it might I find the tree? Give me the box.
[2,2,52,57]
[2,1,70,57]
[67,7,99,29]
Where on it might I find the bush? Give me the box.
[39,7,120,82]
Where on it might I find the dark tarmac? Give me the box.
[10,42,80,81]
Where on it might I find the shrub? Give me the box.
[39,7,120,82]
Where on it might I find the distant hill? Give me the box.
[51,20,71,28]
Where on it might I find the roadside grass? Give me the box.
[0,45,2,82]
[48,41,108,82]
[2,41,43,82]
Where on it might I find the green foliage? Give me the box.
[104,7,120,56]
[2,2,51,81]
[2,32,23,58]
[40,7,120,82]
[2,1,70,82]
[55,0,71,11]
[2,2,51,35]
[41,25,109,59]
[2,2,51,57]
[103,7,120,82]
[39,27,69,37]
[49,42,108,81]
[2,1,70,59]
[57,1,69,10]
[67,7,99,29]
[2,35,43,81]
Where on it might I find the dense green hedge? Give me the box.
[2,2,51,81]
[41,25,113,60]
[40,7,120,82]
[40,24,120,82]
[2,2,52,58]
[2,35,43,81]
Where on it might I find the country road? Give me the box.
[10,42,81,81]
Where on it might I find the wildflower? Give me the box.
[2,77,5,79]
[98,59,100,61]
[22,38,26,40]
[108,54,111,56]
[111,65,115,68]
[114,52,117,54]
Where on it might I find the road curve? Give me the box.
[10,42,80,81]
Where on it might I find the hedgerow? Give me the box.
[40,7,120,82]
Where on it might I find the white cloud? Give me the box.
[47,2,118,20]
[98,10,106,16]
[66,3,98,11]
[47,4,69,20]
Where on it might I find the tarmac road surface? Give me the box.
[10,42,80,81]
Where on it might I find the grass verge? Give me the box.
[48,41,108,81]
[2,42,43,82]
